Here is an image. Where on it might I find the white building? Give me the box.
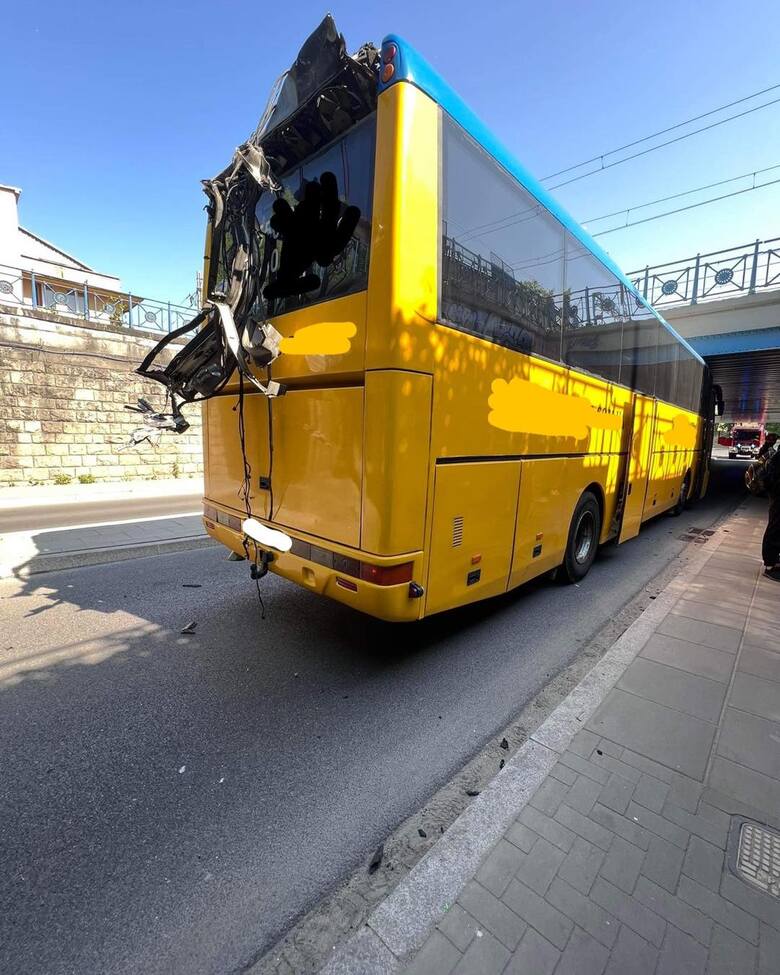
[0,183,133,322]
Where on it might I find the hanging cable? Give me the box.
[541,82,780,182]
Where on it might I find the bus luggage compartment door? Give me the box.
[425,460,520,616]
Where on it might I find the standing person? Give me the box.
[758,432,778,459]
[762,438,780,581]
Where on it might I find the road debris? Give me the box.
[368,844,384,874]
[466,789,480,797]
[180,621,197,634]
[182,584,202,588]
[417,828,427,838]
[178,766,186,774]
[500,737,509,750]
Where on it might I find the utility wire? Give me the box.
[547,95,780,190]
[583,162,780,225]
[592,177,780,237]
[541,81,780,182]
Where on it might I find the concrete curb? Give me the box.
[3,535,218,579]
[319,523,728,974]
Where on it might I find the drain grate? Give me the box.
[735,821,780,897]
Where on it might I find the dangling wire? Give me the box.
[235,372,266,619]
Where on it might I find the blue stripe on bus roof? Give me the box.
[380,33,705,366]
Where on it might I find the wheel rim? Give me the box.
[574,510,596,565]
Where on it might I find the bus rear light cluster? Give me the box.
[381,42,397,83]
[205,504,414,586]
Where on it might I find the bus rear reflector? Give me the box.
[360,561,413,586]
[336,577,358,592]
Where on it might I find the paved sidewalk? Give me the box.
[0,513,213,577]
[325,497,780,975]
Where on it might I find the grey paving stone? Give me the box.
[604,924,659,975]
[558,836,605,895]
[437,903,480,953]
[709,756,780,814]
[590,876,667,947]
[663,801,729,849]
[599,772,636,814]
[457,881,526,951]
[545,876,618,948]
[549,762,578,786]
[633,773,670,814]
[667,775,703,813]
[620,658,728,725]
[706,924,757,975]
[506,820,538,854]
[635,877,712,945]
[502,879,573,950]
[682,835,723,892]
[503,926,559,975]
[559,750,611,784]
[758,922,780,975]
[657,615,743,652]
[720,872,780,933]
[555,804,614,851]
[515,837,565,896]
[641,834,685,893]
[730,672,780,723]
[668,600,747,631]
[588,749,643,784]
[554,926,610,975]
[640,633,734,683]
[599,835,644,894]
[591,803,651,850]
[678,875,759,944]
[518,806,575,853]
[627,801,689,849]
[475,838,527,898]
[529,775,570,817]
[564,774,603,814]
[717,708,780,780]
[451,929,510,975]
[738,646,780,683]
[596,737,624,759]
[570,729,601,759]
[589,690,717,780]
[404,931,460,975]
[656,924,707,975]
[620,748,678,784]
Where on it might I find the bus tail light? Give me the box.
[360,561,413,586]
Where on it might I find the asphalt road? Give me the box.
[0,460,749,975]
[1,492,202,532]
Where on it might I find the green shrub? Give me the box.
[53,473,72,485]
[78,473,97,485]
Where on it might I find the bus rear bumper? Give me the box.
[203,516,425,622]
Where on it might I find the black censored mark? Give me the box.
[263,171,360,300]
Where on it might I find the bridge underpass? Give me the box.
[630,236,780,422]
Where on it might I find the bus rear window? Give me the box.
[255,115,376,318]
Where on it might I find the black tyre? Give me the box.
[670,472,691,516]
[561,491,601,583]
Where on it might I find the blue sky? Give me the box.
[3,0,780,304]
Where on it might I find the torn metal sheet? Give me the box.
[132,15,378,437]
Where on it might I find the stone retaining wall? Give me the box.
[0,304,203,486]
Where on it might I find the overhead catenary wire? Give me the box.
[541,81,780,183]
[592,176,780,237]
[546,94,780,191]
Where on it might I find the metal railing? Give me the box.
[628,236,780,308]
[0,262,198,333]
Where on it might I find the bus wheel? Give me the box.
[561,491,601,583]
[670,473,690,516]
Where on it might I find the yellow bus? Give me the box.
[139,17,719,622]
